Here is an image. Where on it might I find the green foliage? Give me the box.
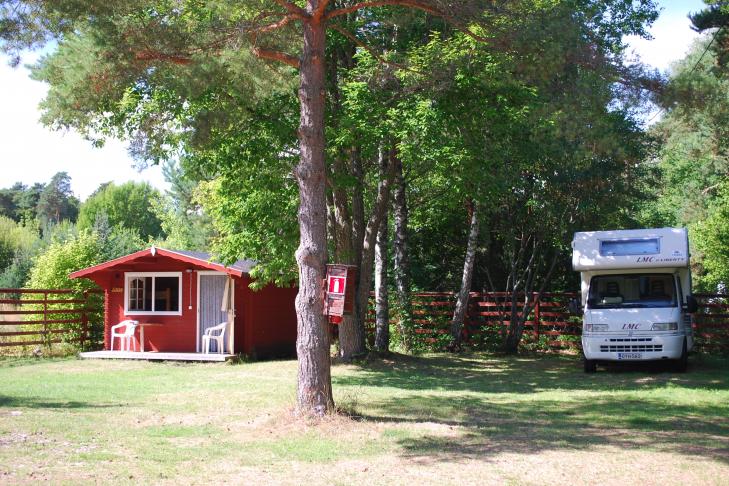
[24,230,105,348]
[77,181,163,240]
[692,182,729,292]
[26,230,104,293]
[148,161,216,252]
[645,40,729,291]
[690,0,729,68]
[150,194,213,252]
[21,225,145,349]
[0,216,35,269]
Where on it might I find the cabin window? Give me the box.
[599,238,660,256]
[124,272,182,315]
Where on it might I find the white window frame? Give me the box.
[124,272,183,316]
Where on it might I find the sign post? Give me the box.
[323,264,357,324]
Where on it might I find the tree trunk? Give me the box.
[294,10,333,416]
[392,155,413,352]
[374,181,390,353]
[448,201,479,352]
[353,146,396,354]
[330,154,362,361]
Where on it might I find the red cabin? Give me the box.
[69,247,297,359]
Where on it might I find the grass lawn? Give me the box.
[1,353,728,485]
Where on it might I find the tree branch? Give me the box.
[134,50,192,65]
[252,14,299,34]
[272,0,308,19]
[324,1,491,43]
[313,0,332,21]
[329,23,419,73]
[252,46,300,68]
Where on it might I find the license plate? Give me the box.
[617,352,642,360]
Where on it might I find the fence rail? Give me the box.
[0,288,103,350]
[369,291,729,353]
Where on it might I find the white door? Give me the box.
[198,274,230,353]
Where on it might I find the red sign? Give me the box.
[327,276,346,295]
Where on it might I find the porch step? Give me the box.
[79,351,235,362]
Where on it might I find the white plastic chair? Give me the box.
[202,322,227,354]
[110,320,139,351]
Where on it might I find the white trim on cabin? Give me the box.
[123,272,183,316]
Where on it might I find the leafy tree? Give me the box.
[147,161,216,252]
[0,187,17,221]
[36,172,79,226]
[0,215,38,274]
[15,182,45,223]
[25,230,102,292]
[0,181,45,223]
[24,230,105,347]
[77,181,163,240]
[692,181,729,291]
[645,38,729,292]
[691,1,729,68]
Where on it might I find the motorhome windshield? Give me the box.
[588,274,677,309]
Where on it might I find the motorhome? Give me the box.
[572,227,697,372]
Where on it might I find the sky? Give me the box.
[0,0,710,201]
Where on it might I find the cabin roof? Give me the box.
[68,247,255,279]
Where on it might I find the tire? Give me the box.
[674,339,688,373]
[584,358,597,373]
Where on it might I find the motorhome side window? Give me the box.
[587,274,677,309]
[599,238,660,256]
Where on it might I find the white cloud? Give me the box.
[625,0,705,72]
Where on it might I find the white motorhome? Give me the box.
[572,227,698,372]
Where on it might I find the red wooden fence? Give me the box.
[369,291,729,353]
[0,288,103,351]
[693,293,729,353]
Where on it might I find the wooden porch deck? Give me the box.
[79,351,235,362]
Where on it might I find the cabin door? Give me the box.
[197,273,233,353]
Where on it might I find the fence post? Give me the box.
[42,291,50,349]
[81,290,89,350]
[533,293,540,342]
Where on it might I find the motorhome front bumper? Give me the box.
[582,334,684,361]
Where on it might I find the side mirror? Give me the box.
[568,298,583,316]
[685,295,698,314]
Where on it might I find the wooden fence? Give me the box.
[369,291,729,353]
[0,288,103,351]
[693,293,729,353]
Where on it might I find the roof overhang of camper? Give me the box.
[69,247,248,280]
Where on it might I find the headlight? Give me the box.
[585,324,609,332]
[651,322,678,331]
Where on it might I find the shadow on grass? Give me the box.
[0,394,120,409]
[334,352,729,394]
[336,353,729,464]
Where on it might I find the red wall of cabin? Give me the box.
[249,284,298,358]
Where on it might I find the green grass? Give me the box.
[1,353,728,485]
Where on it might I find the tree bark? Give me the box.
[294,6,333,416]
[392,155,413,352]
[330,153,362,361]
[503,237,560,354]
[448,201,479,352]
[353,145,396,353]
[374,171,390,353]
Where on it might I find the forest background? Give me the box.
[0,1,727,366]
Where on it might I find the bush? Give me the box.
[25,230,106,350]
